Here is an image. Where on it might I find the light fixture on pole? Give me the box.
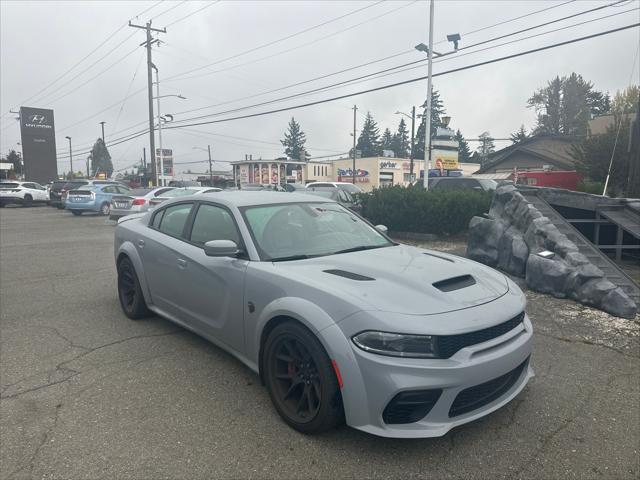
[152,63,186,186]
[65,136,73,177]
[415,5,460,189]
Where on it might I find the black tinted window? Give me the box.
[158,203,193,238]
[190,204,240,246]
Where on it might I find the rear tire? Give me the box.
[100,202,110,216]
[71,210,82,216]
[117,257,151,320]
[263,321,344,434]
[23,195,32,207]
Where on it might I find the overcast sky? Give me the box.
[1,0,638,175]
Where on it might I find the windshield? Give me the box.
[337,184,361,194]
[242,202,392,261]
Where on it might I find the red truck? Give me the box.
[516,170,582,191]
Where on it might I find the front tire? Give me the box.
[117,257,151,320]
[263,321,344,434]
[23,195,32,207]
[71,210,82,216]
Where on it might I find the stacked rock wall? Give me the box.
[467,185,637,319]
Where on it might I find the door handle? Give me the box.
[177,258,187,269]
[137,239,145,248]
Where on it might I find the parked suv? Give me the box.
[0,181,49,207]
[428,177,498,191]
[50,180,89,208]
[65,184,132,216]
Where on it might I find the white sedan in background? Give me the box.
[0,181,49,207]
[148,186,222,208]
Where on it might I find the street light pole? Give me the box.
[154,66,164,186]
[65,136,73,177]
[99,121,106,143]
[207,144,213,185]
[395,108,417,183]
[352,105,357,184]
[423,0,434,190]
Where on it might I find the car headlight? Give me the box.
[352,331,436,358]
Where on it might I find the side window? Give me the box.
[158,203,193,238]
[102,186,117,194]
[151,209,164,229]
[155,187,172,196]
[22,183,34,189]
[117,186,131,194]
[190,204,241,246]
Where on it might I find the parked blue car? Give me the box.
[65,184,132,216]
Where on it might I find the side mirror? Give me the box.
[204,239,240,257]
[375,224,388,234]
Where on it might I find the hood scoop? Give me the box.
[324,269,375,281]
[423,252,455,263]
[433,274,476,292]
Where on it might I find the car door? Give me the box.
[175,202,248,353]
[142,202,196,321]
[26,182,48,201]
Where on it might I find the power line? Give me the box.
[162,0,393,81]
[160,23,640,131]
[150,0,189,20]
[56,22,639,162]
[166,9,639,126]
[165,0,222,27]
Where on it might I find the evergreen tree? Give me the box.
[510,125,529,144]
[477,132,495,164]
[454,130,472,163]
[390,118,410,158]
[356,111,381,157]
[88,138,113,177]
[5,149,23,175]
[380,128,394,152]
[281,117,310,160]
[415,89,446,159]
[528,73,611,136]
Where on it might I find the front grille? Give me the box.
[449,357,529,417]
[383,389,442,424]
[436,312,525,359]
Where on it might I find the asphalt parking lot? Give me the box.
[1,206,639,480]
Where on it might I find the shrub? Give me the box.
[359,185,493,235]
[576,179,605,195]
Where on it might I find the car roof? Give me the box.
[161,191,334,208]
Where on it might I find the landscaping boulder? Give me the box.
[525,254,570,298]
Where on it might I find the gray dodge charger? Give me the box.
[114,191,533,438]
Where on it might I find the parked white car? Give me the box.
[305,181,362,194]
[0,181,49,207]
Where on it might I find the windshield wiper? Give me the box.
[270,254,316,262]
[331,245,389,255]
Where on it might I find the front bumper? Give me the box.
[322,305,534,438]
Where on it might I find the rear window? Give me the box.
[130,189,151,196]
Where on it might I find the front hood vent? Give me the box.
[324,269,374,281]
[433,274,476,292]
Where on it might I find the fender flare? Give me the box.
[116,241,153,305]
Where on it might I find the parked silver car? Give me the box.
[114,192,533,438]
[109,187,175,220]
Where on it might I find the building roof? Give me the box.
[588,113,635,136]
[475,135,580,174]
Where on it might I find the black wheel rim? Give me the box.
[270,336,321,423]
[118,262,136,311]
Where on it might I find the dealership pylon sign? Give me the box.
[19,107,57,183]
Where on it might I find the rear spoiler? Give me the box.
[117,212,147,225]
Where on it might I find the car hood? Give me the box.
[272,244,509,315]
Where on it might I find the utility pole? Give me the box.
[208,144,213,185]
[410,106,416,182]
[129,20,166,186]
[423,0,434,190]
[352,105,357,184]
[65,136,73,177]
[99,121,106,143]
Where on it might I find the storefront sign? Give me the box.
[379,160,400,169]
[337,167,369,182]
[156,148,173,176]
